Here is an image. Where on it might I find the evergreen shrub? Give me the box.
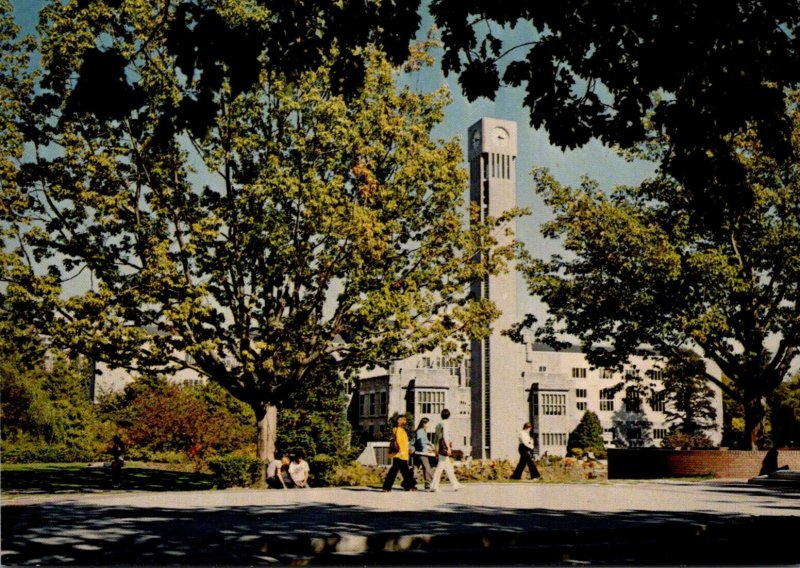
[207,453,262,488]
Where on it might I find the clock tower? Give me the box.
[467,118,522,459]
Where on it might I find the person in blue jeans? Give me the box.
[414,417,437,490]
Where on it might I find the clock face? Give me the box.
[470,129,481,151]
[491,127,509,149]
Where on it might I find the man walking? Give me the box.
[429,409,462,492]
[510,422,541,480]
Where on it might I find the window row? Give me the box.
[416,389,445,416]
[541,433,567,446]
[359,391,388,417]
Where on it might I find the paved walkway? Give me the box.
[3,480,800,565]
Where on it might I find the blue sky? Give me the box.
[10,1,658,322]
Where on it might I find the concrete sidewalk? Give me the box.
[3,480,800,565]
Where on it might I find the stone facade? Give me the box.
[352,350,472,450]
[352,117,725,460]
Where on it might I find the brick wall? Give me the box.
[608,449,800,479]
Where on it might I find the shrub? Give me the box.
[207,453,262,489]
[101,376,255,468]
[1,441,94,463]
[662,432,716,449]
[454,459,514,481]
[324,462,384,487]
[124,447,187,465]
[567,411,606,458]
[308,454,338,486]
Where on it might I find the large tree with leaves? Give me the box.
[517,93,800,450]
[429,1,800,213]
[1,1,519,461]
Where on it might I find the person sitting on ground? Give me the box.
[267,456,293,489]
[288,453,311,488]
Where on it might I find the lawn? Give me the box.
[0,462,214,496]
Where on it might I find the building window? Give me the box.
[650,391,666,413]
[577,401,588,411]
[576,389,587,398]
[360,391,387,417]
[653,428,668,440]
[647,369,664,382]
[600,388,615,412]
[542,393,566,415]
[572,367,587,379]
[538,366,547,373]
[416,390,445,415]
[600,368,614,379]
[624,387,642,413]
[542,433,567,446]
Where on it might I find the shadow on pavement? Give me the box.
[3,498,800,566]
[1,465,213,494]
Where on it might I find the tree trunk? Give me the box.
[743,395,766,450]
[255,403,278,463]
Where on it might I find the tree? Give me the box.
[23,0,422,138]
[0,343,111,462]
[517,89,800,449]
[276,359,352,459]
[429,1,800,213]
[2,3,520,462]
[104,377,255,464]
[661,350,717,438]
[767,373,800,448]
[567,411,605,458]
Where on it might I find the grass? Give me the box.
[0,462,214,496]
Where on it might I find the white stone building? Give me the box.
[352,117,724,460]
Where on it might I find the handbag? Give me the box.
[389,430,400,454]
[438,436,450,456]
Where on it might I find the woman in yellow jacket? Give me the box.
[381,415,418,492]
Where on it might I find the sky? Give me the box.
[10,1,658,324]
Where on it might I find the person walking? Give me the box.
[109,435,125,487]
[414,417,437,490]
[510,422,541,480]
[429,409,462,492]
[382,415,417,492]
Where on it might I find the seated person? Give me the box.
[288,453,310,488]
[266,456,293,489]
